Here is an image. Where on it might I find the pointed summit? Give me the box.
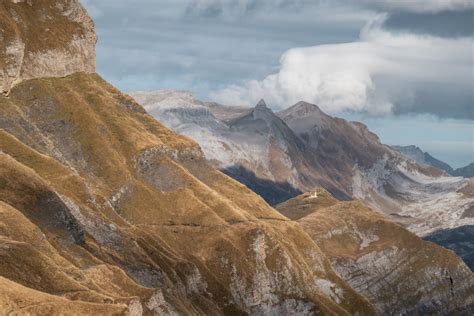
[255,99,268,110]
[249,98,276,121]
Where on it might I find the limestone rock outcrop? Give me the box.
[0,0,96,95]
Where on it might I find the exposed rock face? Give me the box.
[351,155,474,236]
[276,190,474,315]
[0,0,96,95]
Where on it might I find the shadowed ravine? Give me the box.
[222,165,303,205]
[425,225,474,271]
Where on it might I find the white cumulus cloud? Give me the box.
[210,15,473,116]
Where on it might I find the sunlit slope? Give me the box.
[0,74,376,315]
[277,189,474,315]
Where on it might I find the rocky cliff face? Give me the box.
[277,190,474,315]
[0,0,96,95]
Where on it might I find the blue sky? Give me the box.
[83,0,473,168]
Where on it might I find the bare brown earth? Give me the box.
[277,189,474,315]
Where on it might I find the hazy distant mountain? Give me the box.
[392,145,454,174]
[453,163,474,178]
[394,145,473,178]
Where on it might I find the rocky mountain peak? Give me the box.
[0,0,96,95]
[278,101,327,122]
[255,99,268,109]
[291,101,323,115]
[393,145,426,162]
[248,99,279,122]
[276,101,331,138]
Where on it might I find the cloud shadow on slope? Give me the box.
[222,165,302,206]
[424,225,474,271]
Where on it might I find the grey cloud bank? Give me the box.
[360,0,474,13]
[83,0,473,119]
[384,10,474,37]
[82,0,473,166]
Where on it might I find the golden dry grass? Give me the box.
[276,192,474,313]
[0,74,378,315]
[0,0,86,54]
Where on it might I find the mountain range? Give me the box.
[132,91,474,236]
[132,90,474,273]
[394,145,474,178]
[0,1,473,315]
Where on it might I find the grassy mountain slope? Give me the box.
[277,189,474,314]
[0,74,376,314]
